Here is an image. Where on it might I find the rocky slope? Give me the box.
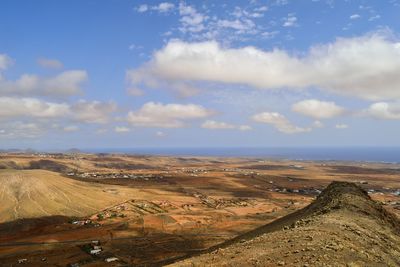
[169,182,400,266]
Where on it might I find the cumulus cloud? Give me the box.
[0,97,69,119]
[127,32,400,101]
[252,112,311,134]
[0,97,117,127]
[37,58,63,69]
[72,100,117,124]
[0,121,46,139]
[0,70,87,97]
[292,99,345,119]
[127,102,213,128]
[367,102,400,120]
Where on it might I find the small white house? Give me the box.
[90,249,102,255]
[105,257,119,262]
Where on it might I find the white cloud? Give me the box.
[0,97,69,119]
[153,2,175,13]
[254,6,268,12]
[252,112,311,134]
[127,102,213,128]
[283,14,298,27]
[201,120,235,129]
[37,58,63,69]
[128,32,400,101]
[350,14,361,20]
[114,126,131,133]
[369,15,381,21]
[179,3,207,33]
[217,19,256,33]
[0,121,45,139]
[0,97,117,127]
[0,70,87,97]
[335,124,348,129]
[261,31,279,39]
[0,54,13,71]
[72,100,117,124]
[137,4,148,13]
[367,102,400,120]
[275,0,289,6]
[201,120,252,131]
[292,99,345,119]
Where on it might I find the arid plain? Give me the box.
[0,153,400,266]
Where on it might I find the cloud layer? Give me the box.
[292,99,345,119]
[128,32,400,101]
[0,70,87,97]
[367,102,400,120]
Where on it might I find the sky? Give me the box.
[0,0,399,150]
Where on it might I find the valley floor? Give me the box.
[0,153,399,266]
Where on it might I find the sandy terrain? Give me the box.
[0,153,399,266]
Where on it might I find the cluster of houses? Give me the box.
[88,240,102,255]
[268,187,322,195]
[68,241,119,266]
[191,192,250,209]
[67,171,164,181]
[71,219,101,227]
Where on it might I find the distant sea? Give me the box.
[86,147,400,164]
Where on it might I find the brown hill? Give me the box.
[0,169,143,223]
[169,182,400,266]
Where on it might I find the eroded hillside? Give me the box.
[170,182,400,267]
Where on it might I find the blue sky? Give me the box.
[0,0,399,149]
